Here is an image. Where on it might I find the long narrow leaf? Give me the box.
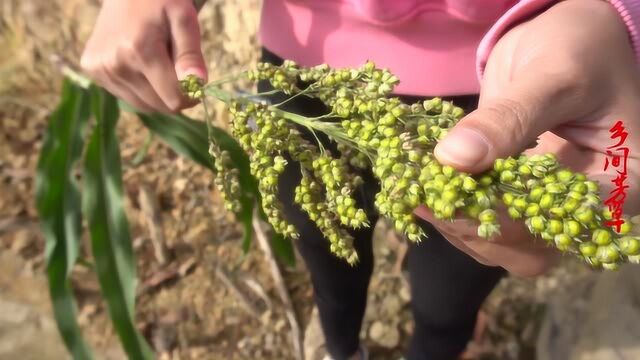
[83,87,153,359]
[135,111,214,171]
[125,102,295,266]
[269,232,296,268]
[35,79,94,359]
[134,110,259,246]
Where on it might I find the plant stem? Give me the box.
[497,183,527,195]
[204,71,248,87]
[273,85,317,107]
[202,84,375,158]
[50,54,92,89]
[131,131,154,166]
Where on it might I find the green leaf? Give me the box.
[83,86,153,359]
[133,110,214,171]
[34,79,93,359]
[132,108,259,253]
[270,232,296,268]
[122,100,295,265]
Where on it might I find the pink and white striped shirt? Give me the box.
[259,0,640,96]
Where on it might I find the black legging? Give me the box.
[258,48,506,360]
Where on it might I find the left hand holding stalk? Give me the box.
[414,0,640,276]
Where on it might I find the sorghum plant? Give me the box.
[181,60,640,270]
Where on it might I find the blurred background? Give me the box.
[1,1,640,359]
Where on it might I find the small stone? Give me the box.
[78,304,98,326]
[260,310,273,325]
[401,318,414,335]
[173,178,188,192]
[369,321,401,349]
[151,324,177,353]
[189,346,208,358]
[10,230,30,254]
[264,333,275,351]
[369,321,385,342]
[399,285,411,303]
[381,294,403,317]
[225,315,241,325]
[249,334,262,346]
[237,337,249,350]
[274,319,286,332]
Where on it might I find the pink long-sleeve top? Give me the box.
[259,0,640,97]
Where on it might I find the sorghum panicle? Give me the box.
[180,61,639,270]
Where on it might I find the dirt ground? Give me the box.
[0,1,601,359]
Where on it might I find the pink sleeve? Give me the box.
[476,0,640,81]
[608,0,640,59]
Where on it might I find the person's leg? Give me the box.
[258,48,377,359]
[254,54,504,359]
[278,161,376,359]
[396,94,506,360]
[405,220,505,359]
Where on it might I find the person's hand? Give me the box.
[414,0,640,276]
[80,0,207,113]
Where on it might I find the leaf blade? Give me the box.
[34,79,94,359]
[269,232,296,268]
[83,86,153,359]
[133,108,296,265]
[135,111,214,171]
[134,110,259,252]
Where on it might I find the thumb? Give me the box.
[434,72,583,173]
[167,3,208,82]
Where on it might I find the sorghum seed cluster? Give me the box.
[180,59,639,269]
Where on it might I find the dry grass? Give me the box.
[0,0,261,111]
[0,0,97,107]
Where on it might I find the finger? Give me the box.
[414,205,482,236]
[415,205,558,274]
[463,208,561,276]
[110,87,155,114]
[102,59,170,113]
[95,62,156,113]
[124,72,175,114]
[434,61,594,174]
[414,205,435,222]
[436,230,498,267]
[127,42,188,112]
[462,237,560,277]
[414,206,496,263]
[166,2,208,81]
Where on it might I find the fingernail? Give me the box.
[435,128,490,167]
[179,68,207,81]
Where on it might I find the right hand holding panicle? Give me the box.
[80,0,208,113]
